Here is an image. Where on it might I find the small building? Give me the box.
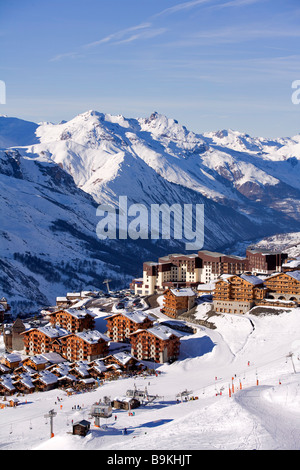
[163,288,196,318]
[22,355,49,372]
[103,351,140,372]
[113,397,140,411]
[32,370,58,392]
[72,420,91,436]
[14,374,35,394]
[197,281,216,296]
[2,353,22,370]
[0,376,16,396]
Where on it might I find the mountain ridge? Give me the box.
[1,111,300,312]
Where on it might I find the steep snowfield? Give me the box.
[1,303,299,451]
[33,110,300,209]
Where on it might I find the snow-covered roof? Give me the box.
[266,271,300,282]
[134,324,182,341]
[282,259,300,268]
[169,288,196,297]
[3,353,22,363]
[19,373,35,389]
[63,308,96,318]
[197,281,216,291]
[35,370,58,385]
[108,310,155,324]
[286,271,300,282]
[240,274,264,285]
[38,325,69,338]
[75,329,110,344]
[26,355,48,365]
[40,352,65,364]
[0,376,15,391]
[112,351,135,365]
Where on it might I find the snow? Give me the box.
[1,304,300,450]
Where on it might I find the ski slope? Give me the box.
[0,300,299,451]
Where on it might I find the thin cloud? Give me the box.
[152,0,212,18]
[50,22,167,61]
[83,22,152,48]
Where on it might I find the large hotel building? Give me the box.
[132,249,288,296]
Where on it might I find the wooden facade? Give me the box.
[47,308,95,333]
[21,326,69,357]
[129,325,181,363]
[213,274,267,314]
[105,311,154,343]
[264,272,300,301]
[58,331,109,362]
[21,326,109,362]
[163,288,196,318]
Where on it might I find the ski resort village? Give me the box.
[0,246,300,450]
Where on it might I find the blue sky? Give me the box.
[1,0,300,137]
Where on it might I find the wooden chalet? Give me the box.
[103,363,122,380]
[20,325,69,356]
[0,376,16,396]
[22,355,48,372]
[72,420,91,436]
[0,363,11,376]
[47,308,96,333]
[13,374,35,394]
[105,310,155,343]
[113,397,140,411]
[264,271,300,302]
[2,353,22,370]
[129,325,182,363]
[163,288,196,318]
[87,359,107,380]
[103,351,140,373]
[68,361,90,380]
[213,274,267,314]
[32,370,58,392]
[58,330,110,362]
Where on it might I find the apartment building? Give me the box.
[246,249,287,275]
[132,250,248,296]
[105,310,155,343]
[163,288,196,318]
[129,325,182,363]
[213,273,267,314]
[20,324,110,362]
[264,271,300,302]
[47,308,96,333]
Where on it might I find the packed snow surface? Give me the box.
[1,301,300,451]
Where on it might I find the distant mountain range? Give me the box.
[1,110,300,312]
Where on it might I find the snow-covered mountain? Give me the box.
[1,111,300,311]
